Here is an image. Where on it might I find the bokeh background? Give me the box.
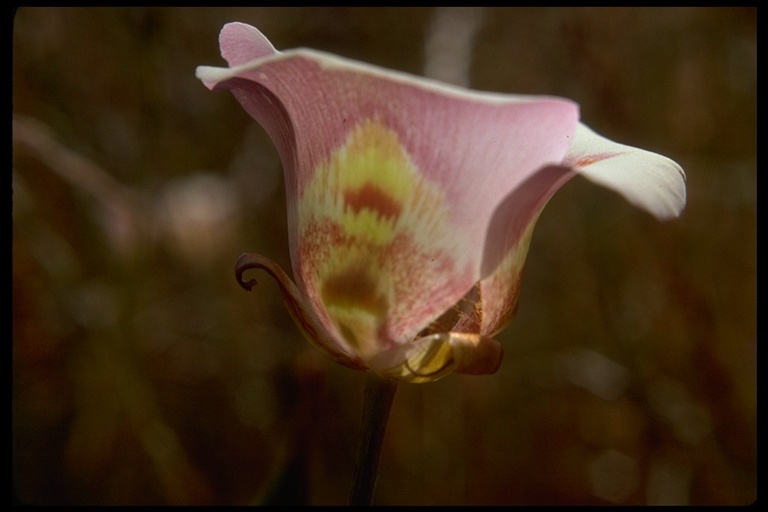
[12,7,756,505]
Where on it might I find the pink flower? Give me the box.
[197,22,686,383]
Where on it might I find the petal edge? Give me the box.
[565,123,686,220]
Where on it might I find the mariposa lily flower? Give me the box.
[197,22,686,384]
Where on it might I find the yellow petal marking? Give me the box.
[298,120,455,361]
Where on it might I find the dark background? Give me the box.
[12,7,756,505]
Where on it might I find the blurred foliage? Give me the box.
[12,7,755,505]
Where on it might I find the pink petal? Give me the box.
[477,164,577,336]
[564,123,687,220]
[472,125,686,337]
[196,30,579,361]
[219,22,277,66]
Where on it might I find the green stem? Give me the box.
[348,373,399,506]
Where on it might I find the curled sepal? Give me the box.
[235,253,368,371]
[369,332,503,384]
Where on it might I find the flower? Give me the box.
[197,22,686,383]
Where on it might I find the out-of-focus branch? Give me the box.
[13,115,134,208]
[13,114,147,256]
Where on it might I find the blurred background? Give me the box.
[12,7,756,505]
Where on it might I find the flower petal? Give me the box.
[196,27,580,361]
[472,123,687,337]
[476,165,578,336]
[219,22,277,66]
[369,332,503,383]
[564,123,687,220]
[235,252,367,371]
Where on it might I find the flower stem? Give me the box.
[348,373,398,506]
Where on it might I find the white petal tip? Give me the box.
[195,65,234,85]
[567,124,687,221]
